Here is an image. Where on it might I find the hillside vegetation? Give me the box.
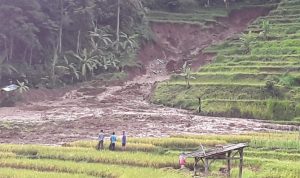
[153,0,300,122]
[0,132,298,178]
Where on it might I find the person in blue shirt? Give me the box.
[109,132,117,151]
[121,131,127,151]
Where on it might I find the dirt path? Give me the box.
[0,7,295,145]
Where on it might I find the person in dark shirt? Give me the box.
[121,131,127,151]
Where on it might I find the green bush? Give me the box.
[278,74,297,87]
[142,0,181,11]
[266,100,296,120]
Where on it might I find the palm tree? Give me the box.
[71,48,98,81]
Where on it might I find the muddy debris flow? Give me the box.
[0,7,295,145]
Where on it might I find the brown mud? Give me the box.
[0,7,295,145]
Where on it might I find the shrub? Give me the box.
[266,100,296,120]
[142,0,181,11]
[278,74,297,87]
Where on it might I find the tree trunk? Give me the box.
[76,30,81,54]
[58,0,64,54]
[9,37,13,61]
[4,38,8,61]
[23,47,28,63]
[116,0,120,51]
[51,48,58,87]
[29,46,33,66]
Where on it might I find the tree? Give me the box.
[115,0,143,51]
[0,1,42,62]
[116,0,121,52]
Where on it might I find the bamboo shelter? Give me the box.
[183,143,248,177]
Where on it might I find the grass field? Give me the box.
[152,0,300,123]
[0,132,299,178]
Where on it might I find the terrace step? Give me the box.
[200,65,300,73]
[211,61,300,66]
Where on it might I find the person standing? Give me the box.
[97,130,105,150]
[179,153,186,169]
[110,132,117,151]
[121,131,127,151]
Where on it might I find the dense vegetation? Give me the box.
[0,0,147,89]
[0,0,277,88]
[153,0,300,122]
[0,132,298,177]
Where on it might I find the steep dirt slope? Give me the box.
[0,7,295,144]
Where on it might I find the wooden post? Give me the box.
[239,149,244,178]
[227,151,232,177]
[198,97,202,113]
[205,158,209,176]
[194,158,200,176]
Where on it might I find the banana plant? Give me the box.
[63,55,80,82]
[89,27,113,49]
[182,62,195,88]
[120,32,139,51]
[16,80,29,94]
[71,48,98,81]
[240,31,255,54]
[261,20,270,40]
[101,52,120,70]
[0,55,17,80]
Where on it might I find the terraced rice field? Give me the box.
[0,132,299,178]
[153,0,300,123]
